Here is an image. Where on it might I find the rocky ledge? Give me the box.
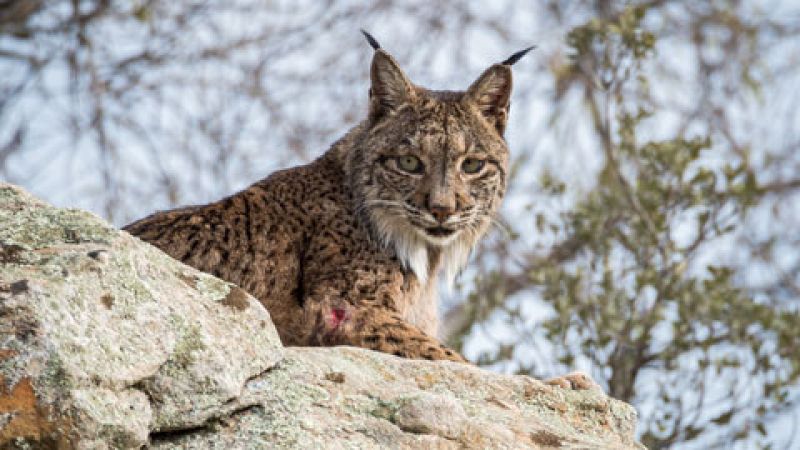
[0,183,643,449]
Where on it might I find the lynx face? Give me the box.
[347,48,514,284]
[367,103,507,247]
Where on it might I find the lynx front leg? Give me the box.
[305,301,466,363]
[545,371,601,391]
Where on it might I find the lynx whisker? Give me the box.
[488,213,512,240]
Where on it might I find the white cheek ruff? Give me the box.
[370,209,486,287]
[370,209,430,283]
[440,238,473,288]
[399,241,429,284]
[438,216,490,288]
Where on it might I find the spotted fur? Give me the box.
[124,44,520,362]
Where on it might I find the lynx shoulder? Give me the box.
[124,33,531,362]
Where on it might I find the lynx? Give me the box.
[126,33,569,374]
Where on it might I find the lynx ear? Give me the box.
[465,64,513,135]
[369,50,416,121]
[465,46,534,135]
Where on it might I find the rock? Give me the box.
[147,347,643,449]
[0,184,282,448]
[0,183,644,449]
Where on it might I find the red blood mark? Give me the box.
[330,308,347,328]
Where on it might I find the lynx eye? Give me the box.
[397,155,423,174]
[461,158,485,174]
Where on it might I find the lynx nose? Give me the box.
[427,187,456,224]
[429,204,455,223]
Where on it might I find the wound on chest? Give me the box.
[329,307,349,328]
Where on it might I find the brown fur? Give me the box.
[124,46,518,362]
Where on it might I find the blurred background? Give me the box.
[1,1,799,448]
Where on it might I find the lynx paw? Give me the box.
[545,371,600,391]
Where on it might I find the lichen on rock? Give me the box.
[1,183,282,447]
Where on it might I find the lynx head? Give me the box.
[346,33,531,285]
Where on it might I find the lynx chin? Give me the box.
[125,32,531,363]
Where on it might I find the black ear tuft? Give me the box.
[501,45,536,66]
[360,29,381,50]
